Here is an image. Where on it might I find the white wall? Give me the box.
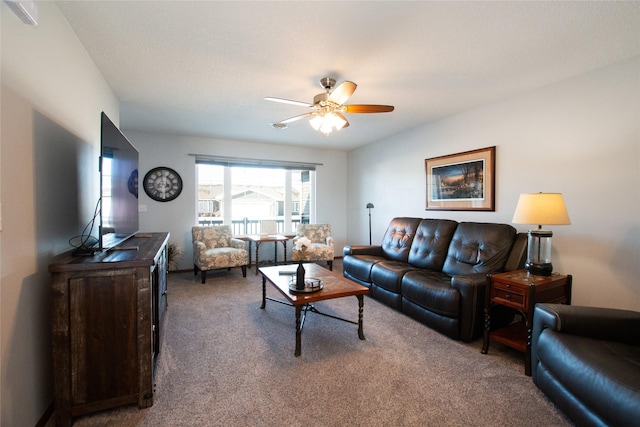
[1,2,119,425]
[347,57,640,311]
[124,131,348,271]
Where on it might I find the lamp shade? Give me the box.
[512,193,571,226]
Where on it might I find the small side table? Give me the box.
[481,270,572,376]
[247,235,290,275]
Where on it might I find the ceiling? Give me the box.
[55,1,640,151]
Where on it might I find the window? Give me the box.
[197,164,223,223]
[196,160,316,235]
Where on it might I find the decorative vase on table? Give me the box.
[296,262,305,290]
[293,237,310,291]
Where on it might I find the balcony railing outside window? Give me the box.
[197,217,305,235]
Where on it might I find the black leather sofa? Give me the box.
[531,303,640,427]
[343,217,526,341]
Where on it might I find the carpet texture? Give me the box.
[73,261,570,426]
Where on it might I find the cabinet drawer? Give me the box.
[491,285,525,308]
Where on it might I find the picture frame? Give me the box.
[425,146,495,211]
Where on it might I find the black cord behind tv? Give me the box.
[99,112,139,251]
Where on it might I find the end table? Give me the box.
[247,235,290,275]
[481,270,572,376]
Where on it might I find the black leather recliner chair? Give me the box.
[531,303,640,427]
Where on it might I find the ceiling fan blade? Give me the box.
[264,97,312,107]
[345,104,395,114]
[279,112,315,124]
[335,112,350,129]
[328,81,357,105]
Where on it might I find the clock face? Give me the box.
[143,167,183,202]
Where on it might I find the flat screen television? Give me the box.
[99,112,139,251]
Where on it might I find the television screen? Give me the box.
[99,112,139,251]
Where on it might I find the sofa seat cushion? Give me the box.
[537,330,640,426]
[401,270,460,318]
[370,260,420,293]
[342,255,385,284]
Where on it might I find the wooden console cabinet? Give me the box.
[49,233,169,426]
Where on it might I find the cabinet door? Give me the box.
[152,246,167,363]
[158,246,168,325]
[69,273,138,406]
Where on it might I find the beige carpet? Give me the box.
[73,261,570,426]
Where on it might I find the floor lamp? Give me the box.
[366,203,374,245]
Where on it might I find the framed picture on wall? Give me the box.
[425,146,495,211]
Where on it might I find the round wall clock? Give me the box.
[143,167,183,202]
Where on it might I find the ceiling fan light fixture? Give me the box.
[309,114,324,131]
[309,112,346,136]
[328,112,347,130]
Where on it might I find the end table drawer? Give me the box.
[492,286,525,308]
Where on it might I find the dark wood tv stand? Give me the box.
[49,232,169,426]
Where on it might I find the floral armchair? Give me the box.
[192,225,249,283]
[292,224,334,270]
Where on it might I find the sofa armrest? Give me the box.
[450,273,489,341]
[533,303,640,346]
[343,245,383,257]
[451,272,486,288]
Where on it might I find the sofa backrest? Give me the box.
[503,232,528,272]
[408,219,458,270]
[380,217,422,262]
[442,222,517,276]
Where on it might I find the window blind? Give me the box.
[191,154,321,171]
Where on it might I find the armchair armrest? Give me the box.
[230,238,245,249]
[193,240,206,258]
[533,303,640,346]
[325,236,334,247]
[343,245,383,257]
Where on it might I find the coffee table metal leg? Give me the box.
[295,305,302,357]
[254,242,261,275]
[274,242,278,266]
[357,295,365,340]
[261,275,266,309]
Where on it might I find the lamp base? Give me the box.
[525,261,553,276]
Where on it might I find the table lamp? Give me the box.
[512,193,571,276]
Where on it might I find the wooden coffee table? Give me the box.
[259,263,370,356]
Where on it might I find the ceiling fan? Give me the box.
[265,77,394,136]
